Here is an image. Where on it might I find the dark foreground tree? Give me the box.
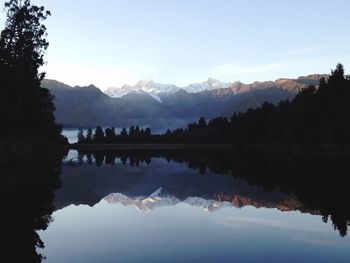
[0,0,65,144]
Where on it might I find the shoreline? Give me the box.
[68,143,233,151]
[67,142,350,157]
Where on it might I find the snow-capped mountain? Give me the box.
[43,74,324,130]
[104,78,231,102]
[105,79,179,102]
[183,78,231,93]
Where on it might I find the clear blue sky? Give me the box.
[1,0,350,89]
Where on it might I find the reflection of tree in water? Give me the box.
[0,153,63,263]
[231,151,350,237]
[77,149,350,237]
[93,151,104,167]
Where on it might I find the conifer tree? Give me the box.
[0,0,63,143]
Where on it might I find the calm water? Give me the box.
[45,150,350,262]
[2,149,350,262]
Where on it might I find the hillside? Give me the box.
[42,75,325,130]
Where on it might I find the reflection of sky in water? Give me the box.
[39,150,350,262]
[39,202,350,263]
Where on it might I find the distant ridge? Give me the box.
[42,74,326,130]
[104,75,327,100]
[105,78,231,102]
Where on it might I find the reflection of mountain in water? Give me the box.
[55,152,309,215]
[55,149,350,237]
[104,187,308,214]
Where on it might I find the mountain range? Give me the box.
[104,187,307,214]
[105,78,231,102]
[42,74,327,131]
[54,157,313,215]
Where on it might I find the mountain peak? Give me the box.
[105,78,233,100]
[204,77,220,83]
[87,84,98,89]
[183,78,231,93]
[136,78,154,86]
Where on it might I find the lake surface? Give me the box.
[2,149,350,262]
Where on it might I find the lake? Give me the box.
[2,149,350,262]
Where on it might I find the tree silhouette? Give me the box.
[85,128,93,143]
[105,127,116,143]
[93,126,105,143]
[198,117,206,129]
[120,128,128,143]
[129,126,135,138]
[145,127,151,137]
[77,128,85,143]
[0,0,64,144]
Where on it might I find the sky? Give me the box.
[1,0,350,90]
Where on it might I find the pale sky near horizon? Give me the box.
[1,0,350,90]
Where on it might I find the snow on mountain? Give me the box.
[105,79,179,102]
[104,189,305,214]
[183,78,231,93]
[104,187,232,213]
[104,78,232,102]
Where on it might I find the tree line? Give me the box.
[77,126,153,143]
[78,64,350,146]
